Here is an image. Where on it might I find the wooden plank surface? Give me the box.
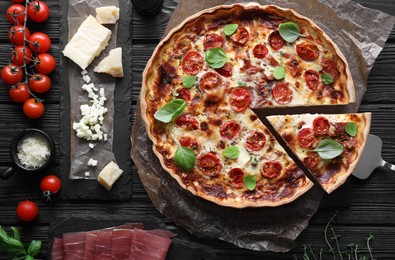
[1,0,395,259]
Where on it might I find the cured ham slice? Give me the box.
[94,229,113,260]
[110,229,133,260]
[63,231,86,260]
[50,238,63,260]
[130,228,175,260]
[82,231,98,260]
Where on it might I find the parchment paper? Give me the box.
[131,0,395,252]
[67,0,119,179]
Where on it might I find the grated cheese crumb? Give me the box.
[17,133,51,168]
[87,158,98,167]
[84,171,90,177]
[88,143,95,149]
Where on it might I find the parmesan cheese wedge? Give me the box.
[94,47,123,77]
[96,6,120,24]
[97,161,123,191]
[63,15,112,70]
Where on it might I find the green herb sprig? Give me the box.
[278,22,303,43]
[224,24,238,36]
[0,226,41,260]
[222,146,239,159]
[205,47,227,69]
[311,139,343,159]
[154,99,186,123]
[174,146,196,172]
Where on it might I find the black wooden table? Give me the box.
[1,0,395,259]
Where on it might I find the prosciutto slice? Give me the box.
[63,231,86,260]
[110,229,133,260]
[130,228,175,260]
[82,231,98,260]
[94,229,113,260]
[50,238,63,260]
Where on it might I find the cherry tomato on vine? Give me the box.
[27,1,50,23]
[11,0,25,3]
[16,200,39,222]
[8,25,30,46]
[34,53,56,74]
[29,73,51,93]
[40,175,61,201]
[28,32,51,53]
[23,98,44,119]
[1,64,23,85]
[9,83,30,103]
[10,46,33,66]
[6,4,25,25]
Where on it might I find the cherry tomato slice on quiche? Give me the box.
[197,153,222,177]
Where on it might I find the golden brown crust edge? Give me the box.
[324,112,371,193]
[139,3,355,207]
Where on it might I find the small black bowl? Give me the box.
[1,128,55,180]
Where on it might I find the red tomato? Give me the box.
[34,53,56,74]
[181,51,204,76]
[260,161,282,179]
[203,33,223,50]
[296,42,320,61]
[6,4,25,25]
[10,46,33,66]
[179,136,200,151]
[229,88,251,112]
[9,83,30,103]
[252,44,269,59]
[272,82,293,105]
[27,0,50,23]
[245,130,266,151]
[228,168,244,188]
[1,64,23,85]
[220,121,241,140]
[298,128,316,148]
[28,32,51,53]
[29,73,51,93]
[175,114,199,130]
[313,116,330,135]
[175,88,191,101]
[40,175,61,200]
[11,0,25,3]
[268,31,285,50]
[16,200,38,222]
[230,27,249,45]
[8,25,30,46]
[197,153,222,177]
[304,70,320,91]
[214,62,233,78]
[23,98,44,119]
[199,72,223,92]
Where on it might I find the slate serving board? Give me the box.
[59,0,133,200]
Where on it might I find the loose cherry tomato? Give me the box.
[40,175,61,201]
[28,32,51,53]
[23,98,44,119]
[8,25,30,46]
[16,200,38,222]
[27,0,50,23]
[11,0,25,3]
[1,64,23,85]
[29,73,51,93]
[34,53,56,74]
[9,83,30,103]
[6,4,25,25]
[10,46,33,66]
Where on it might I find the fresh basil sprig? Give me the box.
[322,73,334,85]
[205,47,227,69]
[182,75,196,88]
[174,146,196,172]
[154,99,186,123]
[274,65,285,80]
[224,24,238,36]
[0,226,41,259]
[243,175,256,191]
[345,122,357,137]
[311,139,343,159]
[278,22,303,43]
[222,146,239,159]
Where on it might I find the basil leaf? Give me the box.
[345,122,357,137]
[322,73,334,85]
[237,81,247,86]
[205,47,227,69]
[27,240,41,257]
[174,146,196,172]
[0,236,26,256]
[278,22,303,43]
[222,146,239,159]
[0,226,8,241]
[154,99,186,123]
[274,66,285,80]
[224,24,238,36]
[311,139,343,159]
[10,227,20,241]
[182,75,196,88]
[243,175,256,191]
[25,255,34,260]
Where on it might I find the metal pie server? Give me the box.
[352,134,395,179]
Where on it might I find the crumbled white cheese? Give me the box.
[81,70,88,76]
[17,133,51,168]
[73,75,108,141]
[103,134,107,142]
[87,158,98,167]
[82,74,91,84]
[96,6,120,24]
[84,171,90,177]
[88,143,95,149]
